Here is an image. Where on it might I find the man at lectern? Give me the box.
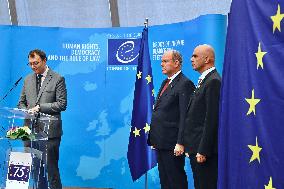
[18,49,67,189]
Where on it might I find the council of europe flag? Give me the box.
[127,27,157,181]
[219,0,284,188]
[108,39,141,65]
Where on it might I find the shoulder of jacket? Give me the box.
[49,69,64,79]
[24,73,34,80]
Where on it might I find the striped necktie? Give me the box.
[197,78,202,88]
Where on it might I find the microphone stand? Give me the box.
[0,77,22,103]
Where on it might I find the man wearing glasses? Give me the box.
[18,49,67,189]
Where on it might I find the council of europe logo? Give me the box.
[108,39,141,65]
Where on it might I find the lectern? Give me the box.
[0,107,55,189]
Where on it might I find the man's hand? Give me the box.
[196,153,206,163]
[174,144,184,156]
[28,105,40,114]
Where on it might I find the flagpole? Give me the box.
[145,172,148,189]
[144,18,148,28]
[144,17,149,189]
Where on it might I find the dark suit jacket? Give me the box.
[184,69,221,157]
[18,68,67,138]
[148,72,195,150]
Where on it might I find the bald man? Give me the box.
[184,45,221,189]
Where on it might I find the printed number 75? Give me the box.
[13,166,26,178]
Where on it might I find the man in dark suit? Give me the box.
[148,50,195,189]
[184,44,221,189]
[18,49,67,189]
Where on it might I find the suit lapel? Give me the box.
[32,74,38,98]
[198,70,216,88]
[36,70,53,103]
[160,72,181,97]
[187,70,216,111]
[187,97,192,111]
[169,73,181,89]
[154,73,182,109]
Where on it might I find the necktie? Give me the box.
[160,79,170,96]
[36,74,43,95]
[197,78,202,88]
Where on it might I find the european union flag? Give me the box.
[127,27,157,181]
[219,1,284,188]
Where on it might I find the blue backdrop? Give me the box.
[0,14,226,188]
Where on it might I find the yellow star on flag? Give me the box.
[137,71,142,79]
[255,42,267,69]
[143,123,151,133]
[245,89,261,115]
[132,127,141,137]
[271,4,284,33]
[152,89,155,96]
[248,136,262,163]
[265,177,276,189]
[145,75,152,84]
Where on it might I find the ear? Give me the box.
[174,60,180,67]
[204,56,209,64]
[42,59,47,65]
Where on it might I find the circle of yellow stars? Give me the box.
[132,69,154,138]
[243,3,283,188]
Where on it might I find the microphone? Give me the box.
[0,77,23,102]
[14,77,22,86]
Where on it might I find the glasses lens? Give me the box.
[28,61,40,66]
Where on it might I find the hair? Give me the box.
[171,50,183,65]
[28,49,47,61]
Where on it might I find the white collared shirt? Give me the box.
[168,70,181,84]
[37,66,49,86]
[197,67,215,88]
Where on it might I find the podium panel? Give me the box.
[0,107,55,189]
[6,150,32,189]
